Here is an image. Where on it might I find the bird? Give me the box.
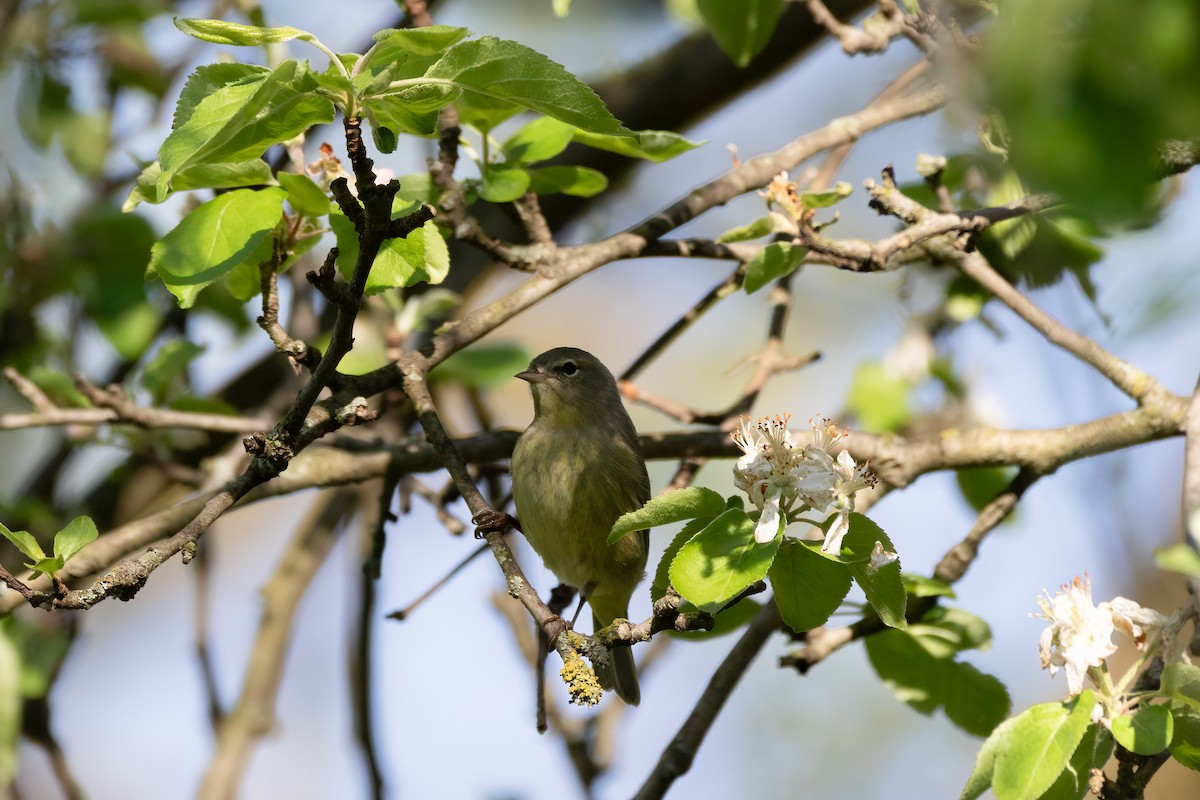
[510,347,650,705]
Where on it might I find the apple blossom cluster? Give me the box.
[731,414,877,551]
[1033,575,1170,696]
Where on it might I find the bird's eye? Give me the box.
[560,361,578,376]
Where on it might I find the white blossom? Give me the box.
[1033,576,1118,696]
[730,415,876,549]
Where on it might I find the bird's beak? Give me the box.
[516,368,548,383]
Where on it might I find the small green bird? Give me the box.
[510,347,650,705]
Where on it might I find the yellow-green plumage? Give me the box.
[510,347,649,706]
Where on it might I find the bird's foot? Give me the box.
[471,508,517,539]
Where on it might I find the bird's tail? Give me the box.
[593,612,640,706]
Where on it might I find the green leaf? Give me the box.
[1111,705,1172,756]
[0,522,45,563]
[743,241,804,293]
[669,508,780,612]
[609,487,727,545]
[903,573,956,599]
[140,339,205,403]
[454,90,523,134]
[364,83,461,137]
[357,26,472,93]
[571,128,704,162]
[910,606,993,657]
[425,36,632,136]
[479,167,531,203]
[432,343,531,389]
[277,172,331,217]
[148,187,287,308]
[697,0,783,68]
[69,208,159,361]
[717,215,776,243]
[53,516,98,563]
[1155,544,1200,578]
[1169,698,1200,771]
[769,538,852,633]
[666,597,761,640]
[866,626,1010,736]
[992,692,1095,800]
[1163,663,1200,702]
[961,713,1022,800]
[156,61,333,201]
[124,159,277,210]
[372,220,450,292]
[956,466,1019,512]
[847,361,911,434]
[942,663,1013,738]
[843,513,907,629]
[800,182,853,209]
[501,116,575,164]
[981,169,1037,261]
[0,628,18,786]
[1041,719,1113,800]
[651,517,712,602]
[28,556,64,575]
[174,17,314,46]
[527,165,608,198]
[1037,723,1113,800]
[0,616,71,700]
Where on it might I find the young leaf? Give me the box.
[903,573,956,599]
[174,18,314,47]
[425,36,632,136]
[356,26,472,93]
[0,523,46,564]
[1162,663,1200,702]
[148,187,287,308]
[1037,723,1114,800]
[651,517,713,602]
[124,159,277,210]
[52,516,98,563]
[1111,705,1173,756]
[847,362,911,434]
[571,128,704,162]
[0,629,18,786]
[743,241,805,293]
[331,214,449,294]
[669,508,780,612]
[501,116,575,165]
[956,466,1019,513]
[1155,543,1200,578]
[479,168,531,203]
[800,181,853,209]
[156,61,333,200]
[961,713,1022,800]
[769,539,852,633]
[992,692,1095,800]
[843,514,907,629]
[140,339,205,402]
[697,0,783,68]
[941,663,1013,738]
[1168,699,1200,771]
[527,166,608,198]
[717,215,776,244]
[609,487,727,545]
[278,172,331,217]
